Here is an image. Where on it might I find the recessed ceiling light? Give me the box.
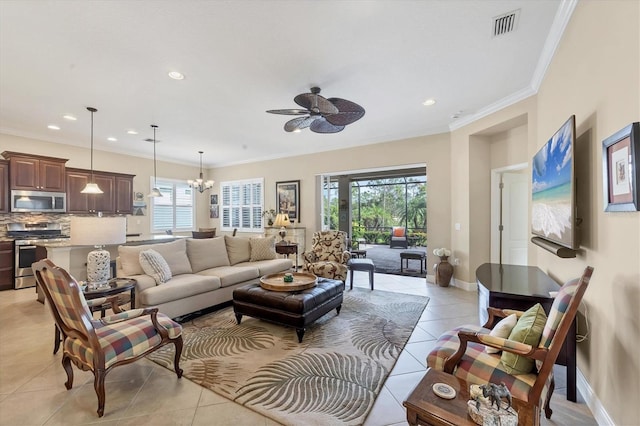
[63,115,77,121]
[127,130,138,135]
[47,124,60,130]
[422,98,436,106]
[168,71,185,80]
[107,137,117,142]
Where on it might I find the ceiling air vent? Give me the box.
[492,9,520,37]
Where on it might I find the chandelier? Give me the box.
[188,151,214,193]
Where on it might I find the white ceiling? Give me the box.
[0,1,569,168]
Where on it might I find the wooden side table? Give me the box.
[275,242,298,270]
[403,369,539,426]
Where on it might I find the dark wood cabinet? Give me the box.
[1,152,67,191]
[0,160,8,213]
[66,168,134,214]
[0,241,14,290]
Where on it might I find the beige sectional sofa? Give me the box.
[116,236,292,319]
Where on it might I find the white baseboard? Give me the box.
[577,368,614,425]
[452,278,477,292]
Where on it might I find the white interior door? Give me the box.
[491,165,528,265]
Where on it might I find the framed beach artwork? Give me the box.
[276,180,300,222]
[602,122,640,211]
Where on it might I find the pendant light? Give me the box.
[80,107,103,194]
[148,124,163,198]
[188,151,214,193]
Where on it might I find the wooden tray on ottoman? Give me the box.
[260,272,317,291]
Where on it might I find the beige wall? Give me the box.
[211,133,451,254]
[0,134,211,235]
[450,2,639,423]
[534,2,639,423]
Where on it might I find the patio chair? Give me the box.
[426,266,593,420]
[33,259,184,417]
[302,230,351,282]
[390,226,408,249]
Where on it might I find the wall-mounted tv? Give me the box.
[531,115,578,250]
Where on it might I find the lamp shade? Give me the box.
[273,213,290,228]
[70,216,127,247]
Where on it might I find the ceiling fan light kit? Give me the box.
[267,87,365,133]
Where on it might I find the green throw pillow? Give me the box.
[500,303,547,374]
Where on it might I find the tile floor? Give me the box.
[0,273,596,425]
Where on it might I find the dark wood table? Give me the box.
[275,242,298,270]
[475,263,577,401]
[53,277,136,354]
[403,369,538,426]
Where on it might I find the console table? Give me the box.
[475,263,577,402]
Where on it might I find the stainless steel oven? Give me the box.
[7,223,69,289]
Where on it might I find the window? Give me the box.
[151,178,195,233]
[220,178,263,232]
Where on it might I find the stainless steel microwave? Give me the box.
[10,190,67,213]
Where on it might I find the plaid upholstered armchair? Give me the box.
[33,259,184,418]
[302,230,351,282]
[426,266,593,421]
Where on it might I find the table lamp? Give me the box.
[70,216,127,287]
[273,212,290,244]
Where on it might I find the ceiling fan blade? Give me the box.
[295,92,339,115]
[310,117,345,133]
[266,109,309,115]
[284,116,315,132]
[325,98,366,126]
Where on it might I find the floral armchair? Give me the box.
[33,259,184,418]
[302,230,351,282]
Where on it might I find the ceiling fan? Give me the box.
[266,87,365,133]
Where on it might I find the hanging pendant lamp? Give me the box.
[80,107,103,194]
[187,151,214,193]
[148,124,163,198]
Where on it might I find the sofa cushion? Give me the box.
[139,249,172,284]
[236,259,293,276]
[249,236,277,261]
[138,274,222,306]
[224,236,251,265]
[119,239,192,276]
[197,265,260,287]
[186,237,231,273]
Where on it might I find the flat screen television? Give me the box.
[531,115,578,250]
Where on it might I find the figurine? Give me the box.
[476,383,512,411]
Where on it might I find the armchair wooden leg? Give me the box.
[94,369,106,417]
[62,355,73,390]
[173,337,184,378]
[544,376,555,419]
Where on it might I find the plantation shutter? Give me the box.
[220,178,263,232]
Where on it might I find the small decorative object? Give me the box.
[433,248,453,287]
[262,209,277,226]
[283,273,294,283]
[602,122,639,211]
[468,383,517,426]
[432,382,456,399]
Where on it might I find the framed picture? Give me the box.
[602,122,640,211]
[210,204,219,219]
[210,194,218,205]
[276,180,300,222]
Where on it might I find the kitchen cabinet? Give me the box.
[0,241,13,291]
[0,160,8,213]
[66,168,134,214]
[1,151,67,191]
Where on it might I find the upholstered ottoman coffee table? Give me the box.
[232,277,344,342]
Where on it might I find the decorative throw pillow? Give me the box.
[501,303,547,374]
[186,237,230,272]
[392,227,405,237]
[486,314,517,354]
[139,249,172,284]
[224,235,251,265]
[250,236,277,261]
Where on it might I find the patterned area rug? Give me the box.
[147,288,429,425]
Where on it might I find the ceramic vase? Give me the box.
[435,256,454,287]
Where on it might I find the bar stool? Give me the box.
[348,258,375,290]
